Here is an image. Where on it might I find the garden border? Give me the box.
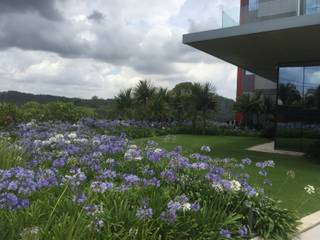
[252,210,320,239]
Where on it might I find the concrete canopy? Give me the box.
[183,14,320,82]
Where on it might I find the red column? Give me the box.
[235,0,246,124]
[235,68,244,124]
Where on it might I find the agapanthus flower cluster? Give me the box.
[146,148,166,163]
[90,181,113,193]
[124,145,142,161]
[84,204,105,232]
[160,169,177,183]
[200,145,211,152]
[73,192,86,204]
[160,194,200,224]
[63,168,87,187]
[136,205,153,220]
[304,185,315,195]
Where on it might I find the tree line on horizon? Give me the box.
[113,80,219,132]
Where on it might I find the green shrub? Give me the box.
[247,197,299,239]
[306,140,320,158]
[45,102,95,122]
[0,138,26,169]
[0,103,19,127]
[19,102,46,122]
[1,101,96,125]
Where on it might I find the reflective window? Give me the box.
[245,70,254,75]
[278,67,303,107]
[276,65,320,151]
[248,0,259,11]
[305,0,320,15]
[304,66,320,109]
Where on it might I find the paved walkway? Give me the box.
[247,141,304,156]
[299,224,320,239]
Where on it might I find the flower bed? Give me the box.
[0,121,298,239]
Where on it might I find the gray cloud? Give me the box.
[0,0,239,99]
[0,0,63,21]
[88,10,105,23]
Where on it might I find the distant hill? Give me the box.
[0,91,111,105]
[0,91,115,117]
[0,90,234,122]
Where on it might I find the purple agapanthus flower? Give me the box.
[90,181,113,193]
[238,225,248,237]
[191,202,201,212]
[123,174,140,186]
[136,207,153,220]
[160,169,177,182]
[220,229,231,238]
[73,192,86,204]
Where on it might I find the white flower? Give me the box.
[200,145,211,152]
[33,140,41,145]
[55,134,64,140]
[231,180,241,192]
[182,203,191,211]
[93,139,101,145]
[128,144,138,149]
[212,183,223,192]
[304,185,315,195]
[42,140,50,146]
[154,148,162,153]
[68,132,77,139]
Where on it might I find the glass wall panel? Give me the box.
[305,0,320,15]
[278,67,303,107]
[276,65,320,151]
[304,66,320,109]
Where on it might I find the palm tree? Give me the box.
[133,80,156,106]
[191,82,218,134]
[149,87,170,121]
[234,91,264,128]
[133,80,156,119]
[169,82,194,123]
[114,88,133,119]
[278,83,302,106]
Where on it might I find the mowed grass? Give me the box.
[136,135,320,217]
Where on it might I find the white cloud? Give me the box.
[0,0,239,100]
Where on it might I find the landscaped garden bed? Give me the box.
[1,120,316,239]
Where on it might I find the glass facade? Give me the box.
[305,0,320,15]
[276,65,320,151]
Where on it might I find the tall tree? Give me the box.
[149,87,170,121]
[133,80,156,119]
[133,80,156,105]
[191,82,218,134]
[169,82,196,127]
[114,88,133,119]
[234,91,264,128]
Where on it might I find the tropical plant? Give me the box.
[133,80,156,106]
[0,103,19,127]
[169,82,195,124]
[191,82,218,134]
[148,87,170,121]
[0,121,299,239]
[114,88,134,119]
[278,83,302,106]
[234,92,264,128]
[133,80,156,119]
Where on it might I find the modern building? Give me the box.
[183,0,320,151]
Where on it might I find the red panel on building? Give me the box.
[235,0,246,124]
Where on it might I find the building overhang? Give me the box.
[183,14,320,81]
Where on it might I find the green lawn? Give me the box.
[137,135,320,217]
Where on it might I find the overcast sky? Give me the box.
[0,0,239,100]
